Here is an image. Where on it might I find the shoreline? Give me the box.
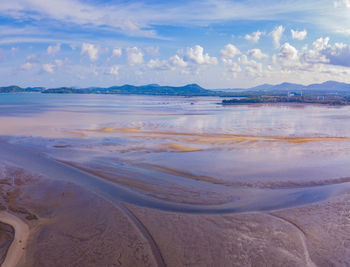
[0,211,29,267]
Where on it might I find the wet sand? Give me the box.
[1,142,350,266]
[2,94,350,265]
[0,222,14,265]
[0,211,29,267]
[0,163,159,267]
[126,189,350,266]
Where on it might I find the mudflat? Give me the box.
[1,94,350,266]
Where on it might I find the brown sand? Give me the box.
[0,211,29,267]
[2,156,350,266]
[0,163,159,267]
[77,127,350,144]
[126,189,350,267]
[62,161,235,205]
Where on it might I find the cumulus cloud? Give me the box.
[247,48,268,59]
[303,37,330,63]
[126,47,143,65]
[185,45,218,65]
[112,48,122,57]
[279,43,298,60]
[42,63,55,73]
[278,43,301,69]
[239,55,263,77]
[291,29,307,40]
[334,0,350,7]
[318,41,350,67]
[55,59,63,67]
[222,58,242,77]
[147,59,168,70]
[20,62,33,70]
[81,43,99,62]
[220,44,241,59]
[47,43,61,55]
[147,55,188,71]
[271,25,285,48]
[109,65,119,78]
[244,31,263,43]
[168,55,188,68]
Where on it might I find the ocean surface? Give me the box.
[1,93,350,211]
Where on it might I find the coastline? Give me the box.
[0,211,29,267]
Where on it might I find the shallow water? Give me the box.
[1,93,350,210]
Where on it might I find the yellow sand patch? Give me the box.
[79,127,141,133]
[280,137,349,143]
[68,131,87,137]
[115,127,141,133]
[163,144,201,152]
[76,127,350,144]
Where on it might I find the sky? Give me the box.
[1,0,350,89]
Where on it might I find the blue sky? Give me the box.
[1,0,350,88]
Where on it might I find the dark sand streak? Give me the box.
[266,213,316,267]
[0,138,345,214]
[119,204,167,267]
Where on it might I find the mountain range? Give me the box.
[1,81,350,96]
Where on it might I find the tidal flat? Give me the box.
[1,93,350,266]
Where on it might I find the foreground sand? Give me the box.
[126,190,350,266]
[1,161,350,266]
[0,211,29,267]
[0,163,159,266]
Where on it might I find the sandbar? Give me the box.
[0,211,29,267]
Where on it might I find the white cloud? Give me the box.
[334,0,350,8]
[316,40,350,67]
[47,43,61,55]
[239,55,263,77]
[271,25,285,48]
[222,58,242,76]
[147,55,188,71]
[272,54,277,65]
[109,65,120,78]
[112,48,122,57]
[126,47,143,65]
[279,43,298,60]
[81,43,99,62]
[304,37,330,63]
[278,43,302,69]
[168,55,187,68]
[247,48,268,59]
[185,45,218,65]
[291,29,307,40]
[220,44,241,59]
[0,0,334,39]
[147,59,168,70]
[42,63,55,73]
[20,62,33,70]
[244,31,263,43]
[55,59,63,67]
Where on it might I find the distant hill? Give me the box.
[43,84,218,96]
[246,81,350,93]
[250,82,305,91]
[0,86,45,93]
[2,81,350,96]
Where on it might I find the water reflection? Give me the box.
[1,93,350,207]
